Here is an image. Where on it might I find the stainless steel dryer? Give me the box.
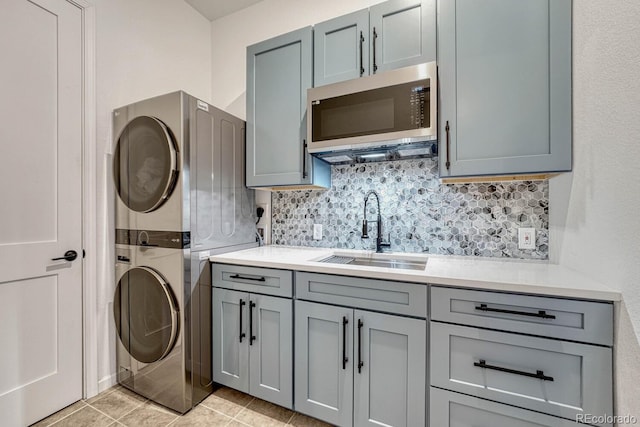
[113,92,257,413]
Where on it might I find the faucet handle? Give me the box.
[361,219,369,239]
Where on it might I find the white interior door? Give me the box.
[0,0,83,425]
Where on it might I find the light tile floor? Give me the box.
[31,386,332,427]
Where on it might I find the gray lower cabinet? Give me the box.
[246,27,330,188]
[438,0,572,178]
[430,387,581,427]
[294,300,426,427]
[430,322,612,423]
[294,301,353,426]
[430,285,614,427]
[212,288,293,408]
[313,0,436,87]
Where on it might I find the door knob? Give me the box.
[51,250,78,262]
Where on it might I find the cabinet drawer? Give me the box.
[430,387,587,427]
[431,286,613,346]
[295,272,427,318]
[430,322,612,424]
[212,263,293,297]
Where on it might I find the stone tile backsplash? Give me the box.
[271,158,548,259]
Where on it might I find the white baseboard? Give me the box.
[97,373,118,394]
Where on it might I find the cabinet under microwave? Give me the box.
[307,62,437,156]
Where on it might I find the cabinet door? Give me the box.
[294,301,353,426]
[212,288,249,392]
[247,27,329,188]
[370,0,436,74]
[438,0,572,177]
[314,9,370,86]
[353,311,426,427]
[248,294,293,409]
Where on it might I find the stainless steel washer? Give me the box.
[114,231,212,414]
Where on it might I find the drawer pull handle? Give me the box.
[229,274,266,282]
[474,359,554,382]
[475,304,556,319]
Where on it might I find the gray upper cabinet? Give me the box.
[438,0,572,178]
[246,27,330,188]
[314,1,436,87]
[370,0,436,74]
[314,9,370,87]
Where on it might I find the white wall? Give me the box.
[209,0,385,117]
[93,0,211,392]
[549,0,640,418]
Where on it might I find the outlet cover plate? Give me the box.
[313,224,322,240]
[518,228,536,250]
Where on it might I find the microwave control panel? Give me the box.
[410,85,428,128]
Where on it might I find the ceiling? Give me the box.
[185,0,264,21]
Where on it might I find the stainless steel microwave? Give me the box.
[307,62,437,156]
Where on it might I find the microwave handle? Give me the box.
[302,139,308,179]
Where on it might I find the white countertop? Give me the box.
[210,245,621,301]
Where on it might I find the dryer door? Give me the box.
[114,266,179,364]
[113,116,178,212]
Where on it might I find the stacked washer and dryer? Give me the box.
[112,91,256,413]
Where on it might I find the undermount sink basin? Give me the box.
[318,255,427,271]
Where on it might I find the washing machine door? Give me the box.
[114,267,179,364]
[113,116,178,212]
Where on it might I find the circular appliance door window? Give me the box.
[113,116,178,212]
[113,267,179,364]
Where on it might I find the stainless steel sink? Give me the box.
[318,255,426,271]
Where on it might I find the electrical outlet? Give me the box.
[313,224,322,240]
[255,199,271,244]
[518,228,536,250]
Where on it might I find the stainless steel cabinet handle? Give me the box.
[342,316,349,370]
[474,359,554,382]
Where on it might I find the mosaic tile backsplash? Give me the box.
[271,158,549,260]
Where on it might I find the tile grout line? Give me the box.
[38,401,88,427]
[84,395,147,425]
[229,396,255,425]
[51,402,118,426]
[285,411,296,425]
